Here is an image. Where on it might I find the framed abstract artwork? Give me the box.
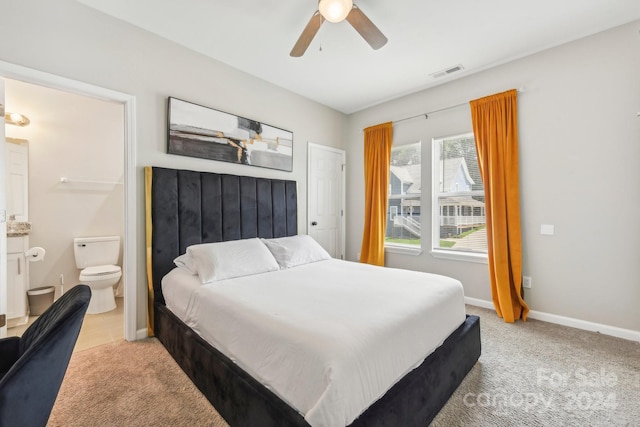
[167,97,293,172]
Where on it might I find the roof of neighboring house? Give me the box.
[390,164,421,194]
[441,157,475,192]
[391,157,476,195]
[390,165,413,185]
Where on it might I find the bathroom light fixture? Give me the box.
[4,112,30,127]
[318,0,353,23]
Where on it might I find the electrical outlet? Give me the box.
[523,276,532,289]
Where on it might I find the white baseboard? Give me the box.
[464,297,640,342]
[464,297,494,310]
[135,328,150,340]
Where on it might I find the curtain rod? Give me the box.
[369,87,525,128]
[392,102,464,125]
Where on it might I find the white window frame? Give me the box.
[385,141,422,256]
[431,133,487,264]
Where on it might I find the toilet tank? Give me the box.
[74,236,121,269]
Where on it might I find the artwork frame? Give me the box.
[167,97,293,172]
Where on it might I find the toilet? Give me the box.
[73,236,122,314]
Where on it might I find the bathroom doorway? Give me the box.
[0,61,137,343]
[5,79,125,348]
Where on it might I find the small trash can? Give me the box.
[27,286,55,316]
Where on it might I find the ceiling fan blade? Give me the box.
[290,11,325,57]
[346,5,388,50]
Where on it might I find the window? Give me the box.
[432,133,487,258]
[385,141,421,249]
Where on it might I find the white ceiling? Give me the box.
[76,0,640,114]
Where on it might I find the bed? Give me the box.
[145,166,481,427]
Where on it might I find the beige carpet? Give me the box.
[47,338,228,427]
[432,306,640,427]
[48,306,639,426]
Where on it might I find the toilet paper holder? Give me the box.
[25,247,46,262]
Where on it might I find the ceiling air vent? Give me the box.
[430,64,464,79]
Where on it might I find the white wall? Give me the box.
[345,21,640,332]
[0,0,346,332]
[5,79,124,297]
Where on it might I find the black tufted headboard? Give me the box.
[144,166,297,326]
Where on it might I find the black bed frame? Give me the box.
[145,166,481,427]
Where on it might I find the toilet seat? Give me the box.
[80,265,122,281]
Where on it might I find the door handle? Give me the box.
[311,221,318,226]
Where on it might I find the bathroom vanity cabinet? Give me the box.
[7,235,29,326]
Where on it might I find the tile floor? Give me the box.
[7,297,124,353]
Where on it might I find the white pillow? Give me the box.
[186,238,280,283]
[173,253,198,275]
[261,235,331,269]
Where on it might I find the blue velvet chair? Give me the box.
[0,284,91,427]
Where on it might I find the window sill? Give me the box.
[430,249,488,264]
[385,245,423,256]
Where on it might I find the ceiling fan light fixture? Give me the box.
[318,0,353,23]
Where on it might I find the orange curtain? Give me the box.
[360,122,393,266]
[470,89,529,322]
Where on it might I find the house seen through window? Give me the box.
[385,142,421,248]
[432,133,487,255]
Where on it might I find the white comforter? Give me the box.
[162,259,466,427]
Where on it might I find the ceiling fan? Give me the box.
[290,0,388,57]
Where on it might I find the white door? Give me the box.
[0,79,8,337]
[307,142,345,259]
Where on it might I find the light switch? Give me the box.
[540,224,554,235]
